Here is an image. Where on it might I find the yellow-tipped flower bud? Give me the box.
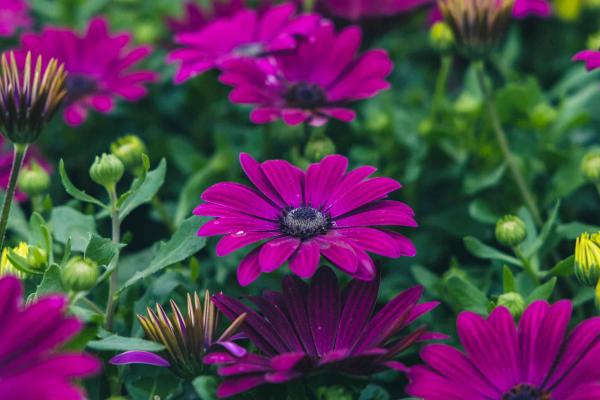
[581,150,600,184]
[430,21,455,53]
[495,215,527,247]
[89,153,124,189]
[61,256,99,292]
[0,242,46,278]
[110,135,146,175]
[574,232,600,287]
[497,292,526,318]
[17,161,50,197]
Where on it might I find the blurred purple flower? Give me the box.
[573,50,600,72]
[220,23,393,126]
[0,136,50,202]
[16,17,158,127]
[166,0,245,35]
[207,267,443,398]
[317,0,435,20]
[0,0,31,37]
[195,153,416,286]
[407,301,600,400]
[0,276,101,399]
[167,2,320,83]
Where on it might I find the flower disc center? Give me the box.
[285,82,326,109]
[233,42,265,57]
[66,74,98,102]
[280,206,330,240]
[502,384,551,400]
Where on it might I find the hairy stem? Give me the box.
[474,62,543,226]
[0,144,28,250]
[104,187,121,330]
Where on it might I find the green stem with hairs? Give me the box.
[104,186,121,330]
[474,61,543,226]
[0,143,28,250]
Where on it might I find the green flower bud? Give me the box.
[17,161,50,197]
[581,150,600,184]
[586,32,600,52]
[454,93,481,115]
[27,245,47,271]
[304,135,336,162]
[495,215,527,247]
[574,232,600,287]
[61,257,99,292]
[497,292,526,318]
[530,103,557,129]
[110,135,146,175]
[429,21,455,53]
[89,153,124,189]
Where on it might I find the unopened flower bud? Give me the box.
[581,150,600,184]
[110,135,146,175]
[0,243,32,278]
[530,103,557,129]
[26,245,47,271]
[305,135,336,162]
[497,292,526,317]
[89,153,124,189]
[429,21,455,53]
[61,257,99,292]
[574,232,600,287]
[17,162,50,197]
[495,215,527,247]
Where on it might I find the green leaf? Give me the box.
[35,264,64,297]
[7,249,42,275]
[118,158,166,221]
[463,237,521,267]
[50,206,96,252]
[59,160,106,208]
[446,276,489,314]
[503,265,516,292]
[468,199,501,225]
[119,216,206,293]
[192,376,218,400]
[87,335,164,352]
[29,212,53,260]
[85,234,124,266]
[557,222,600,239]
[549,256,575,277]
[358,385,390,400]
[524,201,560,258]
[463,163,506,195]
[412,265,442,297]
[526,278,557,303]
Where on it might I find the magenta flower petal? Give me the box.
[166,0,245,35]
[318,0,434,20]
[0,0,31,37]
[513,0,552,18]
[208,269,439,397]
[288,240,320,278]
[259,237,301,272]
[573,50,600,71]
[110,351,171,367]
[237,248,263,286]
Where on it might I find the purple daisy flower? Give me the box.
[317,0,435,21]
[219,23,393,126]
[407,300,600,400]
[16,17,158,127]
[206,267,443,398]
[194,153,416,286]
[0,276,101,399]
[0,0,31,37]
[165,0,245,35]
[167,2,320,83]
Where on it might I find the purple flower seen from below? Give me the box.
[0,276,101,399]
[195,153,416,286]
[166,0,245,35]
[16,17,158,127]
[207,267,443,398]
[317,0,435,21]
[407,300,600,400]
[167,2,320,83]
[0,0,31,37]
[220,23,393,126]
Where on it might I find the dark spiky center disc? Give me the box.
[279,206,331,240]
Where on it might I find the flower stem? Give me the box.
[0,143,28,250]
[514,246,540,285]
[432,55,452,120]
[474,62,543,226]
[104,187,121,330]
[596,184,600,200]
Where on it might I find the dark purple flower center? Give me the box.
[502,384,551,400]
[233,42,265,57]
[279,206,331,240]
[285,82,326,109]
[66,74,98,102]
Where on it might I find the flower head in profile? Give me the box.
[195,153,416,286]
[166,0,245,35]
[207,267,442,398]
[167,2,320,83]
[0,51,67,144]
[438,0,516,59]
[0,0,31,37]
[220,23,393,126]
[318,0,435,21]
[111,291,247,379]
[17,17,158,127]
[407,300,600,400]
[0,276,101,399]
[574,232,600,287]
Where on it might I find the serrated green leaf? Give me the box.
[85,234,124,266]
[59,160,106,208]
[118,158,166,220]
[88,335,164,352]
[118,216,206,293]
[50,206,96,252]
[35,264,64,297]
[463,236,521,266]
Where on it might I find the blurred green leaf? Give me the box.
[118,158,166,220]
[524,201,560,258]
[59,160,106,209]
[503,265,516,292]
[446,276,489,314]
[526,278,557,303]
[549,256,574,277]
[463,237,521,267]
[88,335,164,352]
[85,234,124,266]
[192,376,218,400]
[35,264,64,297]
[50,206,96,252]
